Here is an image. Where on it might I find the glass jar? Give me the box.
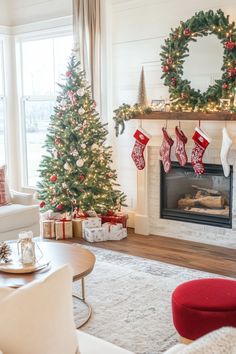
[17,231,36,265]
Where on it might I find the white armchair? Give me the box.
[0,191,39,241]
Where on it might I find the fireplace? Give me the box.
[160,162,232,228]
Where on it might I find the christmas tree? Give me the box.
[37,56,126,215]
[138,66,148,106]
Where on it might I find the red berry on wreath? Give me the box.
[50,174,57,183]
[39,201,45,208]
[228,68,236,78]
[79,174,85,181]
[222,83,229,89]
[183,28,191,37]
[163,65,169,72]
[167,57,173,65]
[56,203,63,211]
[224,41,235,50]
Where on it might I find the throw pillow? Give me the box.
[0,265,79,354]
[0,166,11,205]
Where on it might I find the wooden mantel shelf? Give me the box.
[133,111,236,121]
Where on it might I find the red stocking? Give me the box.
[175,126,188,166]
[160,128,174,173]
[131,128,150,170]
[191,127,211,175]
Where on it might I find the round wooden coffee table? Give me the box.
[0,241,96,327]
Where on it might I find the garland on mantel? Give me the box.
[160,9,236,112]
[113,103,152,136]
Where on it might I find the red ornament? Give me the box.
[79,174,85,181]
[163,65,169,73]
[57,112,62,117]
[66,71,72,78]
[183,28,191,37]
[167,57,173,65]
[107,172,114,178]
[39,201,45,208]
[56,204,63,211]
[224,41,235,50]
[228,68,236,78]
[171,77,177,87]
[222,83,229,89]
[55,138,62,145]
[50,174,57,183]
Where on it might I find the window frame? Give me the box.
[16,27,72,189]
[0,38,7,166]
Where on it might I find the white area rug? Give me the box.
[73,245,226,354]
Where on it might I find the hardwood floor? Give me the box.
[73,229,236,278]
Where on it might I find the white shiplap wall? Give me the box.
[112,0,236,209]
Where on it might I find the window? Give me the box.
[0,40,6,166]
[19,34,73,187]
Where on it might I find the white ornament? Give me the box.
[52,148,58,159]
[78,107,85,115]
[81,143,86,149]
[62,182,67,189]
[76,159,84,167]
[71,149,79,157]
[64,162,71,171]
[77,88,85,96]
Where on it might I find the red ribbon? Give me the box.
[59,219,71,239]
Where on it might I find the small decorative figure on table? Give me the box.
[0,241,12,263]
[18,231,36,265]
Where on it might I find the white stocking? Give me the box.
[220,127,232,177]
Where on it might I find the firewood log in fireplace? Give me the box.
[184,206,229,216]
[191,185,221,196]
[178,195,225,209]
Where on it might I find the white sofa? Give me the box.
[0,191,40,241]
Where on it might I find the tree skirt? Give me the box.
[73,245,226,354]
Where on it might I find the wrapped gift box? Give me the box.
[101,213,128,228]
[82,217,101,237]
[107,227,127,241]
[72,218,84,238]
[55,220,73,240]
[41,220,55,239]
[84,227,107,242]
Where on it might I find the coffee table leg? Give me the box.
[73,277,92,329]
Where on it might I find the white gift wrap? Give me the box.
[82,217,101,229]
[110,223,123,232]
[40,210,62,221]
[82,217,102,237]
[107,228,127,241]
[84,227,107,242]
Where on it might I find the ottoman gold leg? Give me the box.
[180,336,193,344]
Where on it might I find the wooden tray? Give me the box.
[0,258,50,274]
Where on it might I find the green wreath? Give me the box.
[160,9,236,112]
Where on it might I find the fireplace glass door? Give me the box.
[160,162,232,228]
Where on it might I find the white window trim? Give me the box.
[15,22,73,191]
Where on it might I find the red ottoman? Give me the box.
[172,278,236,341]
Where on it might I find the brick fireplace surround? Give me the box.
[134,135,236,249]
